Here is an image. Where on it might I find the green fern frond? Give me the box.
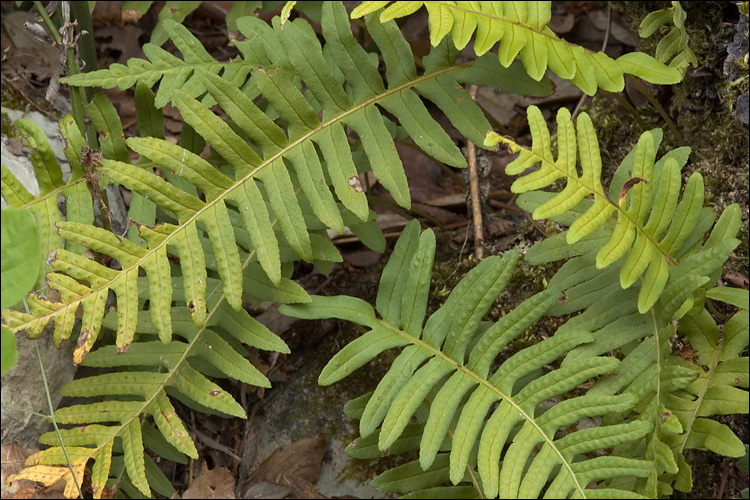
[352,1,682,95]
[1,116,92,289]
[5,2,551,358]
[16,276,288,498]
[63,18,251,109]
[486,106,739,312]
[664,300,749,492]
[639,1,697,73]
[281,220,655,498]
[527,208,742,496]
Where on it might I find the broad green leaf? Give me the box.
[1,208,41,309]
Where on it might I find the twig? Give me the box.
[572,4,612,121]
[467,84,484,260]
[0,73,58,119]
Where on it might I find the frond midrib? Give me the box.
[12,61,473,333]
[376,316,587,497]
[675,326,724,457]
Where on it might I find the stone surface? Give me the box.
[1,333,77,447]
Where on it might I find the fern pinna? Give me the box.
[1,2,552,497]
[281,220,656,498]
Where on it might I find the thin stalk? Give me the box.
[69,1,97,101]
[33,1,61,44]
[467,84,484,260]
[607,90,650,131]
[35,339,84,499]
[628,75,686,146]
[572,4,612,120]
[65,48,90,142]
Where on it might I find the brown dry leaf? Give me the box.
[182,462,236,499]
[242,481,292,499]
[1,442,39,498]
[244,434,328,495]
[7,462,85,499]
[725,272,749,289]
[342,250,381,268]
[95,25,145,66]
[1,11,61,80]
[283,475,327,499]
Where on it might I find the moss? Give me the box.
[586,1,750,280]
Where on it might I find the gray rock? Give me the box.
[1,333,77,447]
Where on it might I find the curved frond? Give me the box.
[282,220,655,498]
[529,208,742,497]
[664,302,749,492]
[351,1,682,95]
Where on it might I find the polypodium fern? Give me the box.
[7,276,289,498]
[663,289,749,492]
[281,220,655,498]
[3,2,551,359]
[485,105,732,313]
[639,1,697,74]
[517,166,744,496]
[351,1,682,95]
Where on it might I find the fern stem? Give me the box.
[607,90,650,131]
[628,76,686,146]
[68,1,98,102]
[572,4,612,121]
[33,1,61,44]
[34,338,84,499]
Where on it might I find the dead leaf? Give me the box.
[725,272,749,289]
[342,250,381,268]
[1,11,61,80]
[182,462,236,499]
[283,475,328,499]
[1,442,39,498]
[242,481,292,499]
[548,12,575,34]
[242,434,327,497]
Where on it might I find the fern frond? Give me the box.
[63,18,250,109]
[11,276,288,498]
[664,301,749,492]
[639,1,697,74]
[487,106,739,312]
[1,116,92,289]
[352,1,682,95]
[6,2,552,357]
[282,220,655,498]
[529,207,742,496]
